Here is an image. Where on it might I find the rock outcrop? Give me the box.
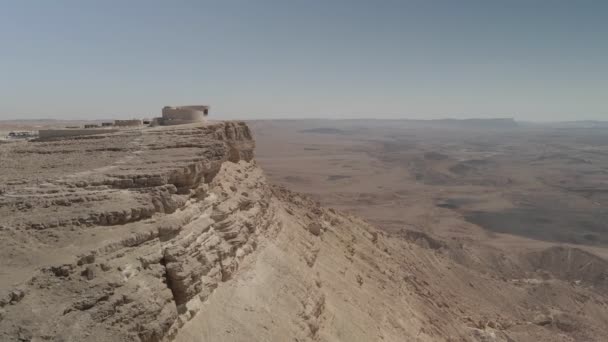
[0,122,268,341]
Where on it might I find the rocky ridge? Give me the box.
[1,122,608,341]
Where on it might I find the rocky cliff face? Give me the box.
[0,122,271,341]
[2,122,608,342]
[2,122,416,342]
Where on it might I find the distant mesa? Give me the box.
[295,119,518,135]
[435,118,518,128]
[299,127,346,134]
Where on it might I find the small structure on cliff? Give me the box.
[114,119,143,127]
[7,131,37,139]
[159,105,209,126]
[36,104,210,141]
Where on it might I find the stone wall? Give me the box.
[114,119,143,127]
[38,128,118,140]
[161,106,209,125]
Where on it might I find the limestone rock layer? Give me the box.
[0,122,269,341]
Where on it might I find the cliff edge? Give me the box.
[1,122,607,342]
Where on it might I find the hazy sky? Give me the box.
[1,0,607,121]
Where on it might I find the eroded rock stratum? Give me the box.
[0,122,269,341]
[1,122,608,342]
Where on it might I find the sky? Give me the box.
[0,0,607,121]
